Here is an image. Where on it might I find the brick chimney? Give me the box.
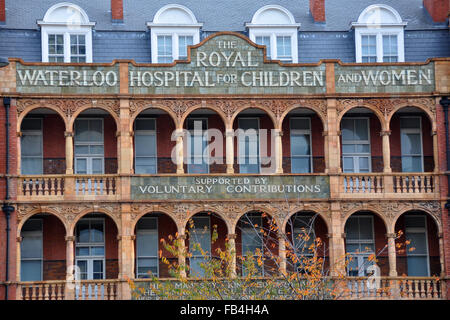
[111,0,123,23]
[310,0,325,22]
[0,0,6,24]
[423,0,449,23]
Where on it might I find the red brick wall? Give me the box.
[111,0,123,21]
[309,0,326,22]
[0,98,18,300]
[0,0,5,23]
[42,115,66,174]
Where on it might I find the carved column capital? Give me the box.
[64,131,74,138]
[65,236,75,242]
[16,131,22,137]
[380,130,391,137]
[16,236,23,243]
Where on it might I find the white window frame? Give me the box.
[20,219,43,281]
[75,218,105,280]
[352,4,406,63]
[38,3,95,63]
[405,215,430,277]
[134,118,158,174]
[147,4,202,63]
[238,117,261,174]
[246,5,300,63]
[74,118,104,175]
[290,117,313,173]
[345,215,375,277]
[341,117,372,173]
[187,118,209,174]
[21,118,43,175]
[136,217,159,278]
[400,116,424,173]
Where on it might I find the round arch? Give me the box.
[17,209,69,236]
[282,210,330,235]
[392,208,442,234]
[279,105,327,131]
[337,104,387,131]
[387,103,436,131]
[69,209,121,237]
[153,4,199,25]
[180,106,228,130]
[17,104,69,132]
[342,208,390,233]
[69,104,120,132]
[42,2,91,24]
[129,104,178,132]
[357,4,403,25]
[232,210,280,235]
[250,5,297,25]
[131,209,179,232]
[184,209,232,235]
[231,106,278,129]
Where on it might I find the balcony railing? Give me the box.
[339,173,439,199]
[17,280,120,300]
[15,277,445,300]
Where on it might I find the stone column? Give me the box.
[118,205,134,300]
[278,233,287,274]
[16,132,22,174]
[118,100,133,175]
[329,204,346,276]
[15,236,22,300]
[175,129,185,174]
[439,232,445,277]
[381,130,394,193]
[386,233,397,276]
[274,129,283,174]
[65,131,74,174]
[178,233,187,278]
[323,131,329,173]
[65,236,75,300]
[227,233,237,277]
[225,129,234,174]
[432,130,439,172]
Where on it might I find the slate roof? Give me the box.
[1,0,447,31]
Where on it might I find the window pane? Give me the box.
[354,119,368,140]
[75,120,90,141]
[92,158,103,174]
[190,257,208,277]
[137,232,158,256]
[401,133,421,154]
[76,220,90,243]
[135,134,156,157]
[91,246,104,256]
[178,35,193,59]
[135,119,156,131]
[90,220,104,243]
[138,258,158,277]
[255,36,271,59]
[135,158,157,174]
[406,232,427,255]
[21,234,42,259]
[291,134,310,155]
[407,256,428,276]
[402,156,422,172]
[400,118,420,129]
[157,35,173,62]
[21,135,42,157]
[276,36,292,61]
[76,247,90,256]
[242,230,262,255]
[21,261,42,281]
[291,157,311,173]
[22,158,43,175]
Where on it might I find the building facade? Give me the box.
[0,0,449,300]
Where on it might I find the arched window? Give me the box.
[147,4,202,63]
[38,2,95,62]
[246,5,300,63]
[352,4,406,63]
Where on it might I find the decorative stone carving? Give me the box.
[153,100,200,119]
[336,97,436,119]
[16,98,121,119]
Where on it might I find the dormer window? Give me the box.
[246,5,300,63]
[38,2,94,63]
[147,4,202,63]
[352,4,406,63]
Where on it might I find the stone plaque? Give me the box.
[131,175,330,200]
[128,33,327,95]
[335,62,435,93]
